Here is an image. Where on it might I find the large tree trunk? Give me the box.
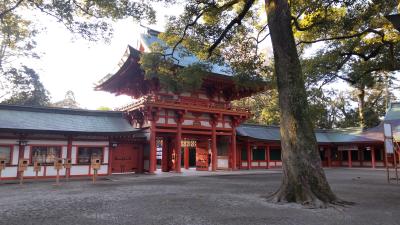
[265,0,341,207]
[356,86,366,129]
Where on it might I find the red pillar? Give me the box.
[161,137,169,172]
[175,119,182,173]
[231,128,237,170]
[67,137,73,176]
[348,150,352,168]
[265,145,270,169]
[327,147,332,168]
[211,122,217,171]
[184,147,189,169]
[149,120,157,173]
[371,146,376,168]
[246,142,251,170]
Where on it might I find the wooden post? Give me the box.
[162,137,169,172]
[175,118,182,173]
[327,147,332,167]
[231,128,237,170]
[211,121,217,172]
[246,142,251,170]
[19,171,24,185]
[67,137,72,177]
[92,169,97,184]
[348,150,352,168]
[371,146,376,168]
[56,169,60,185]
[184,147,189,170]
[149,120,156,174]
[266,145,270,169]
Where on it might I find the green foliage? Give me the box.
[139,51,211,93]
[97,106,112,111]
[1,66,50,106]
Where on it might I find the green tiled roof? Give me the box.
[0,104,138,135]
[236,124,383,143]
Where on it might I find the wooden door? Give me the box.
[196,142,209,171]
[111,144,139,173]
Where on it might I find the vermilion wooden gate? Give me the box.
[112,144,139,173]
[196,142,209,171]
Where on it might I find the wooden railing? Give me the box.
[117,95,250,114]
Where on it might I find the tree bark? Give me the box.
[356,86,366,129]
[265,0,342,207]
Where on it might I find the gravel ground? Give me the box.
[0,168,399,225]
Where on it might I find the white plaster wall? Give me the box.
[217,122,223,128]
[180,92,191,97]
[46,167,66,176]
[376,162,384,167]
[12,146,19,165]
[363,162,372,166]
[23,146,30,159]
[251,162,259,167]
[96,165,108,175]
[103,147,109,163]
[275,162,282,166]
[224,123,231,128]
[242,162,248,167]
[71,146,77,164]
[70,165,89,175]
[260,162,267,166]
[24,166,45,177]
[1,167,17,178]
[352,161,361,166]
[62,146,67,158]
[198,93,208,99]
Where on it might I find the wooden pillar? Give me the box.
[211,122,217,172]
[175,114,183,173]
[184,147,189,170]
[231,128,237,170]
[67,137,73,176]
[246,142,251,170]
[348,150,352,168]
[327,147,332,168]
[266,145,270,169]
[161,137,169,172]
[149,120,157,174]
[371,146,376,168]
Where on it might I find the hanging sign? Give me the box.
[338,145,358,151]
[385,139,394,154]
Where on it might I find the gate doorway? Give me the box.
[111,144,140,173]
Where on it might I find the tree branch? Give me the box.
[0,0,24,19]
[297,28,380,45]
[207,0,255,58]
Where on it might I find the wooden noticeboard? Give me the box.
[196,142,209,171]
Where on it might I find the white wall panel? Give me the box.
[1,167,17,178]
[103,147,109,163]
[12,146,19,165]
[46,167,66,176]
[23,146,30,159]
[62,146,67,158]
[218,158,228,169]
[70,165,89,175]
[71,146,77,164]
[24,166,44,177]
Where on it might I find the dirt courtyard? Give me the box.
[0,168,399,225]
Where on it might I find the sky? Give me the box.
[18,3,399,110]
[27,4,181,110]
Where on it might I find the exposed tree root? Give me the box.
[265,188,354,209]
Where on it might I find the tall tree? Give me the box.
[1,66,50,106]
